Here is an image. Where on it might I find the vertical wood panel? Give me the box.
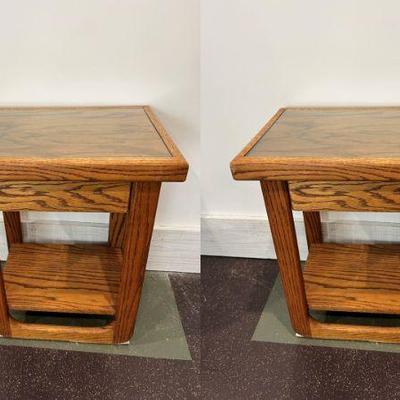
[113,182,161,343]
[261,180,310,336]
[108,213,127,248]
[303,211,323,249]
[0,273,10,336]
[3,212,23,247]
[0,211,18,336]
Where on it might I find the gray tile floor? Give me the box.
[0,271,192,360]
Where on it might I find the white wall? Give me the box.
[0,0,200,271]
[201,0,400,256]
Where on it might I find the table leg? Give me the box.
[3,212,23,247]
[113,182,161,343]
[109,213,127,248]
[0,212,20,336]
[303,211,323,248]
[261,180,310,336]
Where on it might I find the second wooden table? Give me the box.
[231,107,400,344]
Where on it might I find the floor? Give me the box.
[0,272,200,400]
[2,257,400,399]
[201,256,400,400]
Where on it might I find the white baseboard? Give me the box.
[0,220,200,273]
[201,215,400,260]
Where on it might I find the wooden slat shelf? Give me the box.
[304,243,400,314]
[3,243,121,315]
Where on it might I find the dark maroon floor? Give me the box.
[201,256,400,400]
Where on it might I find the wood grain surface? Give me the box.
[290,181,400,211]
[249,108,400,158]
[9,318,114,344]
[0,106,189,182]
[0,181,130,212]
[0,182,130,212]
[309,317,400,344]
[261,180,311,336]
[0,212,22,336]
[113,182,161,343]
[231,107,400,181]
[4,243,121,315]
[108,213,127,248]
[304,243,400,314]
[3,212,23,247]
[303,211,323,248]
[0,106,170,158]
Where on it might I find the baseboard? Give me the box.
[0,220,200,273]
[201,215,400,260]
[3,215,398,271]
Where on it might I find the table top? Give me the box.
[231,107,400,181]
[0,106,188,182]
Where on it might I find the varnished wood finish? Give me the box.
[290,181,400,212]
[0,211,21,336]
[232,107,400,343]
[0,106,170,158]
[144,106,188,166]
[304,243,400,314]
[108,213,127,248]
[249,108,400,158]
[0,106,187,344]
[309,318,400,344]
[113,182,161,343]
[0,273,10,336]
[4,244,121,315]
[261,180,310,336]
[303,212,323,248]
[3,212,23,247]
[231,108,286,162]
[0,106,188,182]
[231,107,400,181]
[9,318,114,344]
[0,181,130,212]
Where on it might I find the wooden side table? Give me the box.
[231,107,400,344]
[0,106,188,344]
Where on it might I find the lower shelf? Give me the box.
[3,243,121,315]
[304,243,400,315]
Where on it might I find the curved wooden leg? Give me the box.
[303,211,323,249]
[113,182,161,343]
[261,180,310,336]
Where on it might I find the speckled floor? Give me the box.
[0,272,200,400]
[3,257,400,399]
[201,256,400,400]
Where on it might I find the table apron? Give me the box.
[289,181,400,212]
[0,181,131,212]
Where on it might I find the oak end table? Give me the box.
[231,107,400,344]
[0,106,188,344]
